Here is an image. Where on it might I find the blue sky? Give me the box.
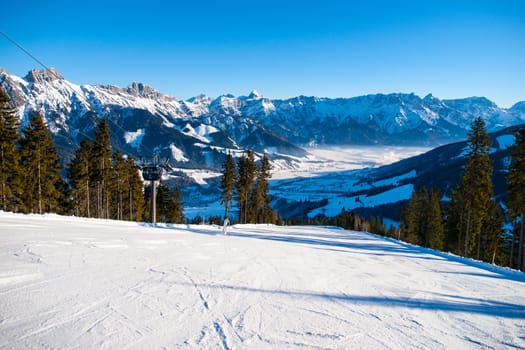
[2,0,524,107]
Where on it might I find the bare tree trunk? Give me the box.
[86,178,90,217]
[97,183,102,218]
[518,215,525,271]
[1,181,5,211]
[1,149,5,211]
[129,187,133,221]
[37,161,42,214]
[457,209,463,255]
[86,160,90,218]
[464,210,471,257]
[476,227,482,260]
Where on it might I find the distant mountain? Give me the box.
[1,68,524,170]
[0,68,306,169]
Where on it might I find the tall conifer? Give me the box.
[0,88,22,212]
[68,139,92,217]
[111,151,129,220]
[220,152,236,219]
[19,112,62,214]
[427,189,444,250]
[90,119,112,219]
[126,155,144,221]
[400,190,421,244]
[254,153,272,223]
[236,150,256,224]
[445,117,499,258]
[507,126,525,271]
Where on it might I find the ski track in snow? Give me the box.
[0,212,524,349]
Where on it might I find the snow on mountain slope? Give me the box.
[1,212,524,349]
[2,68,524,161]
[0,68,306,170]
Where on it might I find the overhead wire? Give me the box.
[0,31,54,73]
[0,30,160,161]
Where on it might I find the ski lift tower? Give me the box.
[138,154,163,224]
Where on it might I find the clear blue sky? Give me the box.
[2,0,524,107]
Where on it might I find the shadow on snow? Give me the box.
[223,226,525,284]
[170,280,525,319]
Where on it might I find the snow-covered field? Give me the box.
[272,146,430,179]
[1,212,524,349]
[183,146,430,219]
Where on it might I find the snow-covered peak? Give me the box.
[247,89,263,99]
[209,94,244,115]
[24,68,63,83]
[187,94,212,105]
[126,82,170,100]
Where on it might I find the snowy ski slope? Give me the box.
[0,212,524,349]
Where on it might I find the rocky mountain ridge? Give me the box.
[1,68,524,170]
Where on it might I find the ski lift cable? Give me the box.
[0,31,55,75]
[1,30,164,165]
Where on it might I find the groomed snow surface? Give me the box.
[1,212,524,349]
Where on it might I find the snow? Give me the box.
[307,184,414,218]
[373,170,416,187]
[176,168,221,186]
[364,183,414,206]
[169,144,189,162]
[124,129,145,149]
[1,212,524,349]
[271,146,429,180]
[179,123,219,144]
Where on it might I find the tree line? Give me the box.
[220,150,279,224]
[399,117,525,271]
[0,88,183,223]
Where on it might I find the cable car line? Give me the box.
[1,30,167,163]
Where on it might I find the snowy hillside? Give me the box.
[1,212,524,349]
[183,125,521,221]
[1,68,524,171]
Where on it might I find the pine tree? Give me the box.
[169,186,185,224]
[400,190,421,244]
[111,151,129,221]
[220,152,236,220]
[90,119,112,219]
[479,201,506,265]
[154,183,184,223]
[142,184,152,223]
[507,125,525,271]
[401,188,444,249]
[236,150,256,224]
[427,189,444,250]
[126,155,144,221]
[156,182,171,223]
[19,112,62,214]
[0,88,22,212]
[68,139,92,217]
[456,117,494,257]
[445,185,466,255]
[418,187,430,246]
[254,153,272,223]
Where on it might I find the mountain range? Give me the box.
[1,68,524,171]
